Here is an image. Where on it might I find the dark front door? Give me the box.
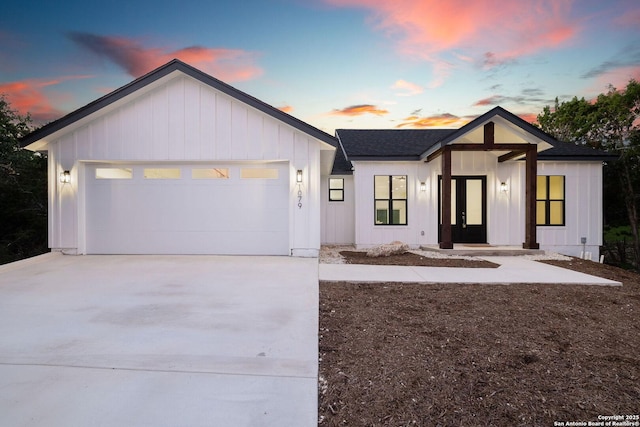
[439,176,487,244]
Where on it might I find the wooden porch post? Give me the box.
[523,145,540,249]
[484,122,494,147]
[440,146,453,249]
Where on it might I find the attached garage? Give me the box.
[21,59,337,257]
[85,162,290,255]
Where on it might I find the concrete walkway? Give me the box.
[320,256,621,286]
[0,253,319,426]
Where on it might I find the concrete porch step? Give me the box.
[420,245,544,257]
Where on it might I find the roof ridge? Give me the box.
[21,59,337,147]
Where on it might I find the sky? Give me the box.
[1,0,639,134]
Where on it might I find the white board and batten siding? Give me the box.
[48,73,327,256]
[535,161,603,257]
[321,175,355,244]
[343,155,604,257]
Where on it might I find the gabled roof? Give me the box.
[21,59,337,148]
[430,106,558,152]
[333,106,616,172]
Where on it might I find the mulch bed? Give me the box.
[319,259,640,426]
[339,250,499,268]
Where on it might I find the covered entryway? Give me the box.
[438,176,487,243]
[84,162,290,255]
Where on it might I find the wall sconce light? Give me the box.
[296,169,303,183]
[60,170,71,184]
[420,182,426,192]
[500,182,508,193]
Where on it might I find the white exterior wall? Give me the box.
[320,175,355,244]
[346,155,604,258]
[535,161,603,257]
[47,73,328,256]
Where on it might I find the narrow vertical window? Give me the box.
[329,178,344,201]
[536,175,565,226]
[374,175,407,225]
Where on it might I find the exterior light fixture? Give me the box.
[420,182,426,192]
[296,169,303,183]
[500,182,508,193]
[60,170,71,184]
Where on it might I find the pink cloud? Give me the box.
[68,32,263,82]
[391,79,424,96]
[518,113,538,124]
[592,65,640,93]
[396,113,466,128]
[0,76,92,123]
[473,96,503,107]
[324,0,577,81]
[278,105,294,113]
[329,104,389,116]
[614,7,640,27]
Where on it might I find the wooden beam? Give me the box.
[448,143,535,151]
[484,122,495,147]
[440,146,453,249]
[523,145,540,249]
[426,147,444,162]
[498,150,527,163]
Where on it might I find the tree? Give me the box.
[0,96,48,264]
[537,80,640,269]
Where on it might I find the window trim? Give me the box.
[374,175,408,226]
[328,178,344,202]
[536,175,566,226]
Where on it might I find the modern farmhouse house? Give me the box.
[22,60,613,258]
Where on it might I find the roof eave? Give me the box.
[21,59,337,149]
[349,155,422,161]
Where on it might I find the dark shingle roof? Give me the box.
[331,143,354,175]
[335,129,455,159]
[333,106,617,170]
[537,140,618,160]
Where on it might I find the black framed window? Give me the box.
[374,175,407,225]
[536,175,565,226]
[329,178,344,201]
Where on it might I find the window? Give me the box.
[95,168,132,179]
[537,175,565,226]
[192,168,229,179]
[329,178,344,201]
[240,168,278,179]
[144,168,181,179]
[374,175,407,225]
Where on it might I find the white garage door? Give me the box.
[85,163,290,255]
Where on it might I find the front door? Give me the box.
[439,176,487,244]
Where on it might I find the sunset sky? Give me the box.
[1,0,639,133]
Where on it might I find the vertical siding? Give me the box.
[200,87,216,159]
[345,154,604,256]
[47,73,331,255]
[152,88,170,159]
[131,96,149,159]
[231,102,248,159]
[168,78,185,159]
[321,175,355,244]
[215,94,232,159]
[537,162,603,252]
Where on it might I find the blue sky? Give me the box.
[1,0,639,133]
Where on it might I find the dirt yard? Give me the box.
[318,254,640,426]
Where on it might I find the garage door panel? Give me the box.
[86,163,289,255]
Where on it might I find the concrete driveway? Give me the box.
[0,253,319,426]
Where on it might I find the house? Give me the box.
[321,108,615,258]
[21,59,337,257]
[22,60,614,258]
